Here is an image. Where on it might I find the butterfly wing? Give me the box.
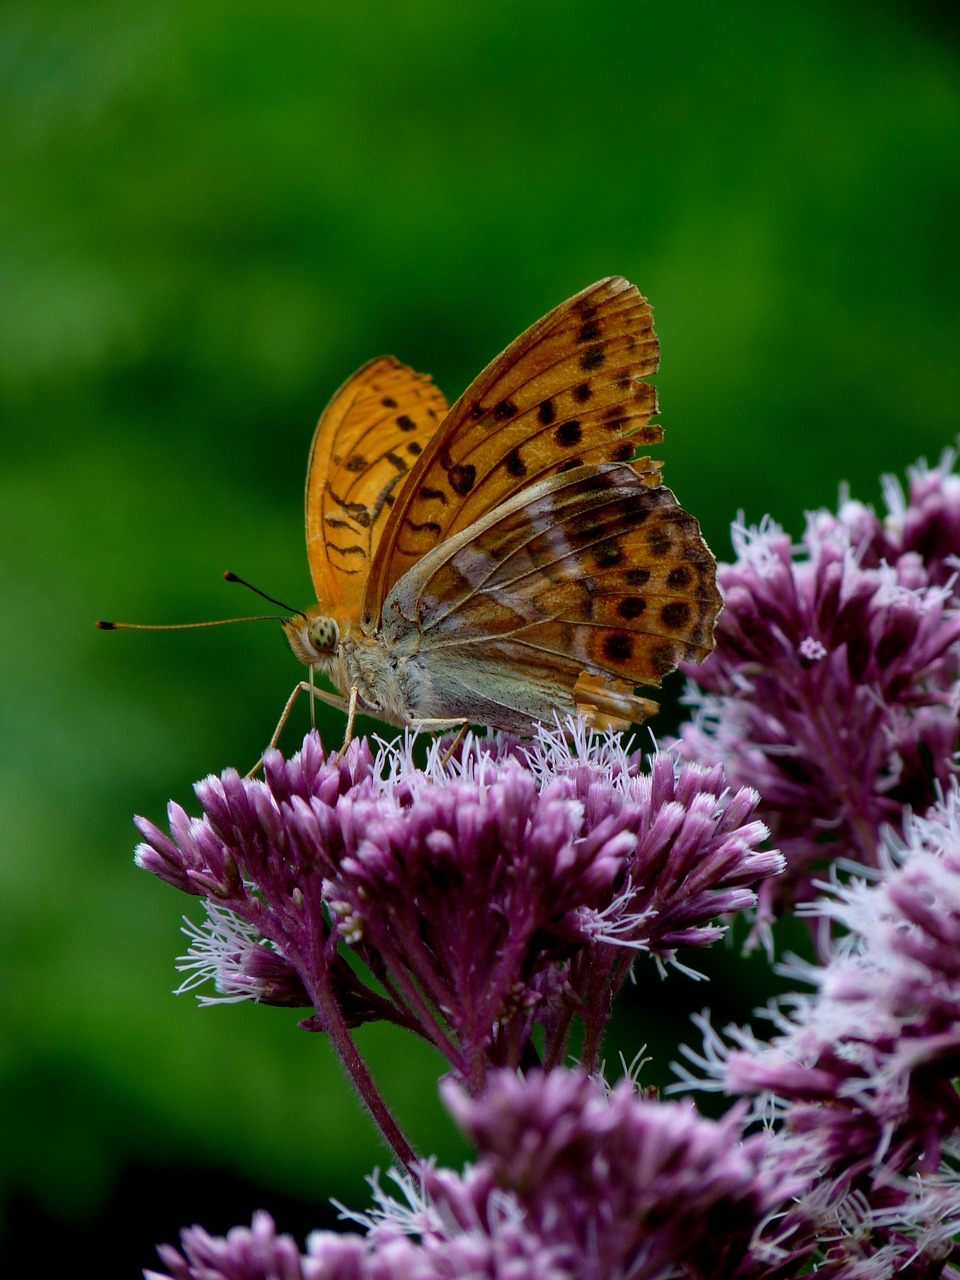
[382,462,721,732]
[305,357,448,619]
[362,278,662,630]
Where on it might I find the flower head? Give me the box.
[150,1069,786,1280]
[438,1067,780,1280]
[680,784,960,1278]
[676,452,960,912]
[136,723,777,1101]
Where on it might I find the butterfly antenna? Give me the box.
[223,570,305,618]
[96,614,288,630]
[96,571,305,631]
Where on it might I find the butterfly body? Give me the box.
[285,279,722,736]
[283,598,447,729]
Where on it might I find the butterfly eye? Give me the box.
[308,616,339,655]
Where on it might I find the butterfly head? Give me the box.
[282,607,340,668]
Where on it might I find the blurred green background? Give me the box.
[2,0,958,1272]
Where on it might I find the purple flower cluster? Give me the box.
[150,1068,784,1280]
[152,780,960,1280]
[678,782,960,1278]
[677,450,960,912]
[139,447,960,1280]
[136,722,776,1143]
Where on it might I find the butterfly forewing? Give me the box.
[362,278,663,629]
[305,357,448,619]
[385,464,721,729]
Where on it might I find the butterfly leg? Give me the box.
[341,685,359,749]
[438,721,470,768]
[407,717,470,768]
[410,716,469,733]
[246,680,350,777]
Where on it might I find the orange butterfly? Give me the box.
[279,277,721,742]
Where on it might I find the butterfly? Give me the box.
[279,276,722,742]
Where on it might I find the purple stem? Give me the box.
[303,964,417,1170]
[373,936,466,1072]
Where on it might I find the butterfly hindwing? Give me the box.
[362,278,662,630]
[382,463,721,730]
[305,357,448,619]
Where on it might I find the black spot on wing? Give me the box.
[505,448,527,478]
[646,528,672,556]
[554,421,582,447]
[603,633,633,662]
[617,596,647,619]
[660,601,692,630]
[327,490,374,528]
[448,463,477,495]
[593,542,625,570]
